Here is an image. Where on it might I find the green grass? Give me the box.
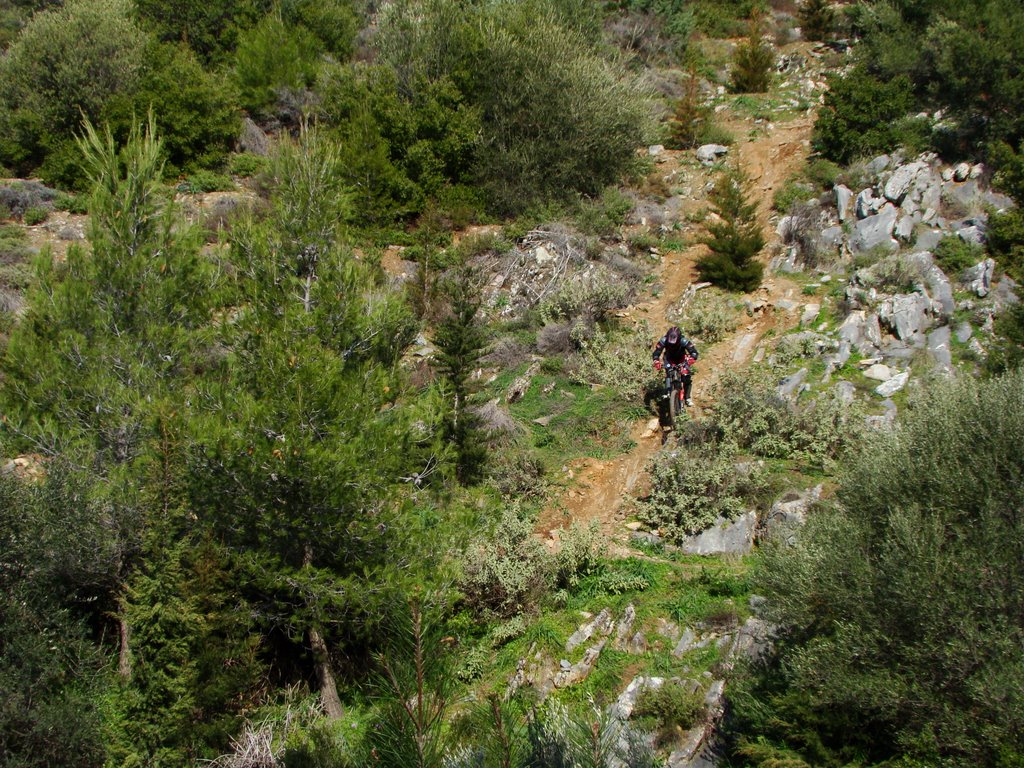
[492,364,640,468]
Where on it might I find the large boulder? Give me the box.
[961,258,995,297]
[850,203,899,253]
[905,251,955,318]
[884,161,929,204]
[879,293,932,339]
[696,144,729,165]
[681,511,756,555]
[835,184,854,222]
[927,325,953,373]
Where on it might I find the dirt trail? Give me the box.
[536,115,815,548]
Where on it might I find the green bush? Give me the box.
[458,506,552,618]
[636,437,764,541]
[575,187,634,238]
[737,371,1024,766]
[772,178,817,214]
[53,192,88,215]
[181,170,235,194]
[709,368,864,469]
[281,0,358,60]
[227,152,269,177]
[813,69,917,164]
[933,235,983,276]
[803,158,843,189]
[234,14,321,115]
[539,267,633,324]
[103,42,241,175]
[22,206,48,225]
[985,303,1024,375]
[676,288,739,344]
[988,209,1024,282]
[798,0,834,41]
[0,0,147,179]
[667,74,712,150]
[633,680,705,746]
[375,0,653,215]
[135,0,266,64]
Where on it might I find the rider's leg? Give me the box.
[683,374,693,405]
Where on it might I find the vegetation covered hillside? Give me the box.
[0,1,1023,767]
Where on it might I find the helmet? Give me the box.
[666,326,681,345]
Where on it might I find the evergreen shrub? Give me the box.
[736,371,1024,766]
[696,169,765,293]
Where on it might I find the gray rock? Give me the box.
[775,298,799,311]
[614,605,637,650]
[962,258,995,297]
[927,325,953,372]
[856,188,882,219]
[760,485,822,542]
[648,144,665,157]
[982,190,1015,212]
[953,162,971,182]
[800,304,820,326]
[672,627,698,657]
[820,226,844,250]
[914,227,943,253]
[992,277,1019,308]
[884,161,928,203]
[612,675,664,720]
[553,640,605,688]
[867,154,891,175]
[879,293,932,339]
[628,631,648,654]
[970,163,985,179]
[238,117,270,156]
[863,363,893,381]
[824,339,852,373]
[851,203,899,253]
[943,179,985,213]
[895,215,915,241]
[696,144,729,165]
[955,321,973,343]
[834,380,856,404]
[957,225,986,245]
[835,184,854,222]
[654,618,681,642]
[905,251,955,318]
[777,368,808,399]
[681,511,757,556]
[566,608,614,652]
[730,617,774,663]
[838,310,866,347]
[875,370,910,397]
[631,531,662,548]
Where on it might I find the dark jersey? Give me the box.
[652,334,698,366]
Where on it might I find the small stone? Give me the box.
[863,363,893,381]
[875,371,910,397]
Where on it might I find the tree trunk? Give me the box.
[303,543,343,719]
[118,614,132,680]
[309,625,345,719]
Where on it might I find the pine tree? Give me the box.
[697,169,765,293]
[667,71,711,150]
[729,15,774,94]
[184,127,423,718]
[798,0,835,42]
[434,265,489,484]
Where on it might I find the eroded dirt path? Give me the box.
[536,115,815,548]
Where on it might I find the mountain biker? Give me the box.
[652,326,698,406]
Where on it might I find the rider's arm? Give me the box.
[652,337,666,361]
[686,340,699,360]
